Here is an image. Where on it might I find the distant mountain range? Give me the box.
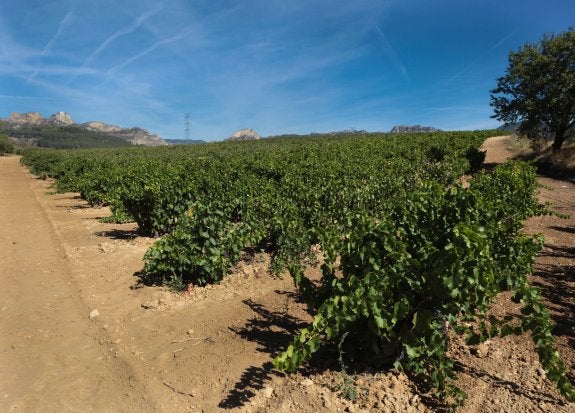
[2,112,167,148]
[390,125,441,133]
[2,112,449,149]
[496,123,520,132]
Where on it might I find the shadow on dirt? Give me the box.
[454,362,571,408]
[57,203,93,210]
[539,243,575,259]
[531,263,575,359]
[548,225,575,235]
[94,228,140,240]
[218,362,281,408]
[219,294,308,408]
[230,296,309,354]
[510,148,575,183]
[52,193,89,207]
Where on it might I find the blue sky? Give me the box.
[1,1,574,141]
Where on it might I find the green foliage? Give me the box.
[464,146,486,173]
[142,200,265,285]
[99,207,134,224]
[491,28,575,152]
[337,332,358,401]
[0,132,15,155]
[19,149,68,178]
[20,130,574,405]
[274,162,574,405]
[4,125,132,149]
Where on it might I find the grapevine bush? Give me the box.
[142,199,267,286]
[274,162,574,404]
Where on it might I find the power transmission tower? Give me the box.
[184,113,191,140]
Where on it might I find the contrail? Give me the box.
[107,28,196,75]
[27,11,73,83]
[447,29,518,83]
[487,29,518,54]
[43,11,73,54]
[83,4,164,66]
[371,20,410,82]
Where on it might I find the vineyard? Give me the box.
[19,131,574,407]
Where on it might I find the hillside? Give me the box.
[497,123,521,133]
[1,112,167,148]
[390,125,441,133]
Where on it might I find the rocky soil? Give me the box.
[0,135,573,412]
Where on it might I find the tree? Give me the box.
[0,133,15,155]
[490,28,575,153]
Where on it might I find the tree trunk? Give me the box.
[552,130,565,153]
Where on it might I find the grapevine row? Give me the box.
[19,130,574,405]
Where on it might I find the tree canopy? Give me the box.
[0,133,15,155]
[490,28,575,152]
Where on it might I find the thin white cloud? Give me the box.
[106,27,199,75]
[370,20,410,82]
[446,29,518,84]
[27,11,74,83]
[0,36,97,80]
[42,11,74,54]
[3,1,539,141]
[4,63,97,78]
[83,4,164,67]
[26,73,171,128]
[0,33,41,65]
[0,94,55,101]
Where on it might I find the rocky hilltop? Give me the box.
[82,120,123,133]
[3,112,167,147]
[7,112,46,125]
[227,128,260,141]
[49,111,75,126]
[390,125,441,133]
[82,121,166,146]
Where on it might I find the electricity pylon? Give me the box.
[184,113,191,140]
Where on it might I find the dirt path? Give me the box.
[0,137,573,413]
[0,156,155,412]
